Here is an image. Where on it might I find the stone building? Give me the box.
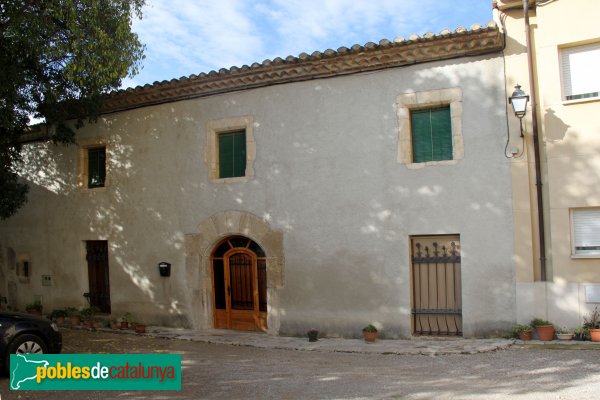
[0,22,515,338]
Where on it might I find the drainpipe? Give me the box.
[523,0,547,281]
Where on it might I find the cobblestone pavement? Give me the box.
[1,327,599,399]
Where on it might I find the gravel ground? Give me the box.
[1,329,599,399]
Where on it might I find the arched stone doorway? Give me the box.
[185,211,284,334]
[211,236,267,331]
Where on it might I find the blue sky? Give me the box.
[123,0,494,88]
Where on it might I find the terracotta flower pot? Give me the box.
[134,324,146,334]
[518,330,532,341]
[589,328,600,342]
[120,321,129,330]
[70,315,81,325]
[535,325,555,341]
[363,331,378,343]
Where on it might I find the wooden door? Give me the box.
[211,236,267,331]
[86,241,111,313]
[226,250,259,330]
[410,235,461,336]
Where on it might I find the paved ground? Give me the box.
[1,327,600,399]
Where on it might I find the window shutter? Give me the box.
[233,132,246,177]
[573,209,600,255]
[219,131,246,178]
[561,43,600,100]
[411,107,452,163]
[411,110,432,163]
[430,107,452,161]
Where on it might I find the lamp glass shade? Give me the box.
[509,85,529,118]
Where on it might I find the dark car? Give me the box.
[0,311,62,372]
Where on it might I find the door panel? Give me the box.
[411,236,461,336]
[211,236,267,331]
[229,253,254,310]
[86,241,111,313]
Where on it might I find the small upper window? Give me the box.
[219,130,246,178]
[561,42,600,101]
[206,116,255,183]
[88,147,106,188]
[572,208,600,257]
[411,107,452,163]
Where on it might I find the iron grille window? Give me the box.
[411,107,452,163]
[88,147,106,188]
[218,130,246,178]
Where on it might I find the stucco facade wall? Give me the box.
[0,54,514,337]
[499,0,600,326]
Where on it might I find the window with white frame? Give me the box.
[572,208,600,257]
[561,42,600,101]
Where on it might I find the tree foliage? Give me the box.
[0,0,145,219]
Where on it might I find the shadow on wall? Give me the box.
[10,54,517,332]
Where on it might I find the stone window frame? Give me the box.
[78,138,109,191]
[396,88,464,169]
[206,116,255,183]
[17,254,31,284]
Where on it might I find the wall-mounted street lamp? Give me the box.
[509,84,529,120]
[505,84,529,158]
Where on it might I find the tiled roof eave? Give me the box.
[102,25,503,114]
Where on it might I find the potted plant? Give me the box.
[574,325,589,341]
[307,328,319,342]
[531,318,555,341]
[584,307,600,342]
[556,326,574,341]
[109,319,119,330]
[80,306,99,328]
[362,324,378,343]
[65,307,81,325]
[134,322,146,334]
[512,324,532,341]
[49,309,67,325]
[25,301,43,316]
[120,312,131,330]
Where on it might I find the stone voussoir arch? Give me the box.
[187,210,284,333]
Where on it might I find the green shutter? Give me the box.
[88,147,106,188]
[410,107,452,163]
[411,110,433,163]
[219,131,246,178]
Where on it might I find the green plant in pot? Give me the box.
[556,326,574,341]
[584,307,600,342]
[531,318,555,341]
[65,307,81,325]
[574,325,589,341]
[49,309,67,324]
[362,324,379,343]
[80,306,99,328]
[25,301,43,315]
[120,312,132,329]
[307,328,319,342]
[512,324,532,340]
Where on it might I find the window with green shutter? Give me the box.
[411,107,452,163]
[219,130,246,178]
[88,147,106,188]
